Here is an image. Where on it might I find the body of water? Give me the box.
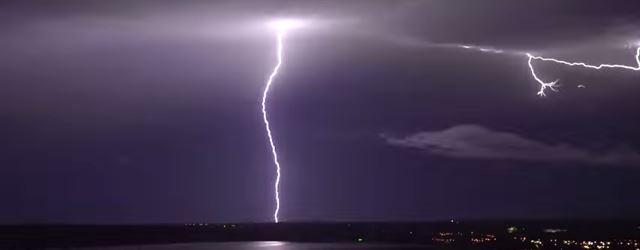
[72,241,438,249]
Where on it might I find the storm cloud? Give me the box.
[383,125,640,166]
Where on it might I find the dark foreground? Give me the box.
[1,221,639,249]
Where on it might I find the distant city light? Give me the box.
[544,228,568,234]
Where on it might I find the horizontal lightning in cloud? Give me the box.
[457,44,506,54]
[452,43,640,96]
[528,47,640,71]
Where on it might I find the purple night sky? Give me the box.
[1,0,640,224]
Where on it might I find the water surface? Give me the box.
[74,241,437,249]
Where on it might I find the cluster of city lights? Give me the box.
[432,227,640,249]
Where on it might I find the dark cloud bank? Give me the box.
[383,125,640,166]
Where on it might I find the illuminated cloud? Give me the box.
[383,125,640,166]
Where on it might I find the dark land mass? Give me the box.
[1,220,639,249]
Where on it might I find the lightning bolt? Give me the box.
[527,54,560,97]
[261,18,304,223]
[261,30,285,223]
[455,44,640,96]
[527,47,640,96]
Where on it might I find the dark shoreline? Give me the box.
[1,220,639,249]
